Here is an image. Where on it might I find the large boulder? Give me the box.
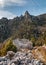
[13,39,33,50]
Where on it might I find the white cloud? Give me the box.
[0,10,16,19]
[0,0,26,7]
[0,0,27,18]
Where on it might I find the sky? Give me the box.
[0,0,46,19]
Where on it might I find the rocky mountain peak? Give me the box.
[24,11,30,18]
[25,11,30,15]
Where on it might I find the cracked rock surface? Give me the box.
[0,50,43,65]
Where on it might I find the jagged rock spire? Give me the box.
[25,11,30,15]
[24,11,30,18]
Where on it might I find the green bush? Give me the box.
[31,37,36,46]
[0,38,17,56]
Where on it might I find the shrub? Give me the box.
[0,38,17,56]
[31,37,36,46]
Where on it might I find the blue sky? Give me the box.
[0,0,46,19]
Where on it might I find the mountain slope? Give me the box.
[0,11,46,42]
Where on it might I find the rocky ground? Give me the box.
[0,50,44,65]
[0,39,46,65]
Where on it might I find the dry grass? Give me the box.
[32,46,46,63]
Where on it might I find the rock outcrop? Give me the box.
[13,39,33,50]
[0,50,43,65]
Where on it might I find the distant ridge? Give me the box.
[0,11,46,42]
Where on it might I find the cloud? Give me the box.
[0,10,16,19]
[0,0,26,7]
[0,0,27,19]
